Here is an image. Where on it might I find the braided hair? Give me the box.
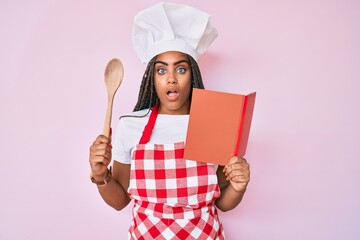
[133,54,205,112]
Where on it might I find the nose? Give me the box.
[167,71,178,85]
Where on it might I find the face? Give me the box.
[154,51,192,115]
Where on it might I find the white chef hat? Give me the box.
[132,2,218,64]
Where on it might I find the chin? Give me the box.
[161,102,189,114]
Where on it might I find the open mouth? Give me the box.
[167,90,178,97]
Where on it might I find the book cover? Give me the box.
[184,89,256,165]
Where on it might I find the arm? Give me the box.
[215,156,250,212]
[89,134,131,211]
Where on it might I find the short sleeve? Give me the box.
[112,118,131,164]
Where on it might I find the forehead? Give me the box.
[155,51,189,63]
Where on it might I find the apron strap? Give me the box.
[139,104,159,144]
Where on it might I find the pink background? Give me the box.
[1,0,359,239]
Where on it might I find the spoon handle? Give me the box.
[103,96,114,138]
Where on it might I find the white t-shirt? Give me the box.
[113,108,189,164]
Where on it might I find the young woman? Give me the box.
[89,3,250,239]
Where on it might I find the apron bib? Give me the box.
[128,104,225,240]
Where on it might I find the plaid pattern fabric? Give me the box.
[129,204,224,240]
[128,142,225,239]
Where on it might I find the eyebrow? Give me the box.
[154,59,190,66]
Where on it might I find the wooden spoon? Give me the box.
[103,58,124,138]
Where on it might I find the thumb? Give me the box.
[223,156,238,173]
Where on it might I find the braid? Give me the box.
[133,57,158,111]
[133,54,205,112]
[188,55,205,89]
[188,55,205,103]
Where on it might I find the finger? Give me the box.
[90,146,112,161]
[225,164,250,179]
[92,134,112,145]
[234,156,247,165]
[89,154,111,165]
[223,162,247,176]
[225,169,246,180]
[90,157,111,173]
[223,156,237,172]
[90,142,112,154]
[229,156,240,165]
[229,175,249,183]
[91,148,111,159]
[223,156,247,171]
[226,170,250,182]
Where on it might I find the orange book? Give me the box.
[184,89,256,165]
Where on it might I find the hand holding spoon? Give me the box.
[103,58,124,138]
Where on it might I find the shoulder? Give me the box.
[118,109,150,126]
[113,109,151,154]
[120,108,151,119]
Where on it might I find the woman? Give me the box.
[89,2,250,239]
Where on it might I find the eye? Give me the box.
[157,68,166,75]
[177,67,186,74]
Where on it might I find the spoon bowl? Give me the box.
[103,58,124,137]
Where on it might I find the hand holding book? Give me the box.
[184,89,256,165]
[223,156,250,192]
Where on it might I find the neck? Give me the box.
[158,104,190,115]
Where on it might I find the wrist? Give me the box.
[90,167,112,185]
[229,183,247,194]
[91,171,107,181]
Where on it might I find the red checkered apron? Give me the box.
[128,104,225,240]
